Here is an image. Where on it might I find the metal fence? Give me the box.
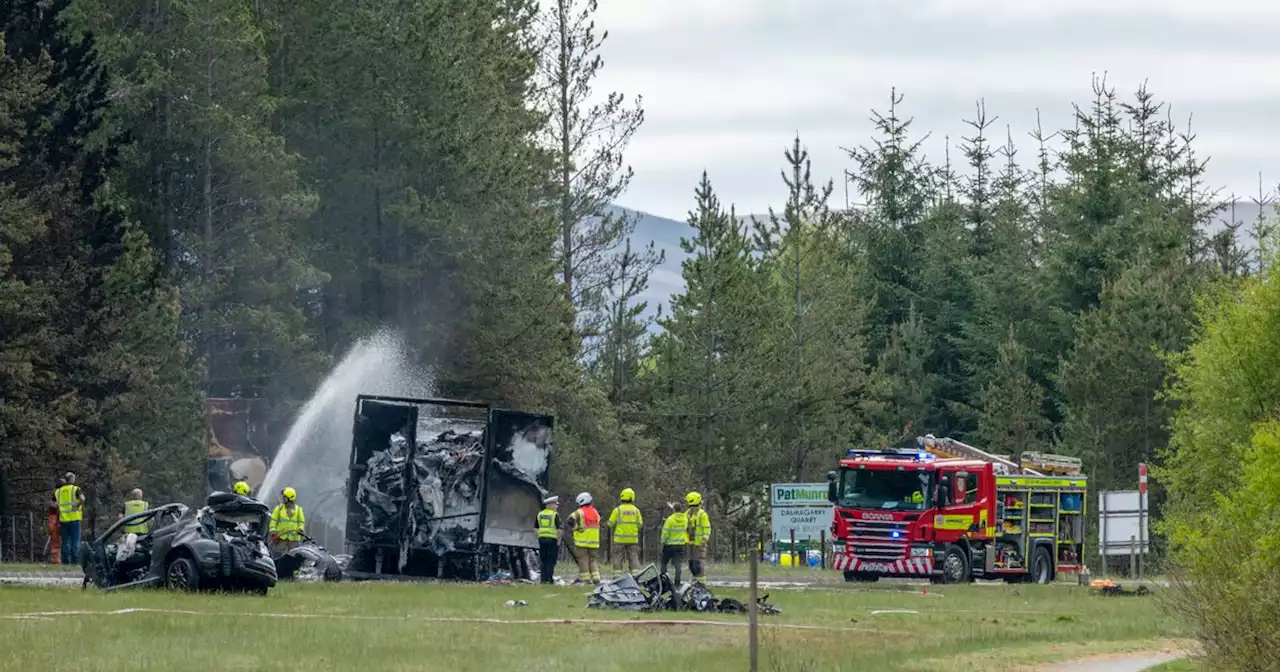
[556,524,828,568]
[0,514,49,563]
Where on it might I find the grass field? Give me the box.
[0,576,1191,672]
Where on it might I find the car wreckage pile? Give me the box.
[355,422,492,563]
[587,565,781,615]
[345,396,553,581]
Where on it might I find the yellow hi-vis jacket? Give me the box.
[660,511,689,546]
[56,484,82,523]
[270,503,305,541]
[688,506,711,547]
[571,505,600,549]
[536,508,560,539]
[607,503,642,544]
[123,499,150,534]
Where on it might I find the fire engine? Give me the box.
[825,435,1087,584]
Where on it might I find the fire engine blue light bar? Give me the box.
[846,448,935,461]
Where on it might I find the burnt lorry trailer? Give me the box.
[345,395,554,581]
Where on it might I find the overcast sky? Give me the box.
[592,0,1280,220]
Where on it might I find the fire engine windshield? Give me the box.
[835,468,933,511]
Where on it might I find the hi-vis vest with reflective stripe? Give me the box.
[661,512,689,546]
[270,504,305,541]
[572,506,600,549]
[56,485,82,523]
[123,499,150,534]
[537,509,559,539]
[609,504,642,544]
[688,507,711,546]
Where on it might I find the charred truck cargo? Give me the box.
[345,395,553,581]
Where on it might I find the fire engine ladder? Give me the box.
[916,435,1042,476]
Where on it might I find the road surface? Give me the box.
[1043,652,1185,671]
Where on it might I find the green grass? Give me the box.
[0,580,1188,671]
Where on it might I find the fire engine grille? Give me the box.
[842,514,918,561]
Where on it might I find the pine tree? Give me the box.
[976,329,1048,455]
[653,173,764,496]
[0,0,202,517]
[534,0,646,349]
[845,89,936,353]
[592,237,663,404]
[752,137,877,478]
[69,0,329,418]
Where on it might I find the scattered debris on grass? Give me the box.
[586,564,780,615]
[1089,578,1151,596]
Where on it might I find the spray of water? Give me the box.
[259,329,433,537]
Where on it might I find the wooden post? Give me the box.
[1129,535,1136,577]
[789,529,796,569]
[820,530,827,570]
[748,539,759,672]
[28,513,34,562]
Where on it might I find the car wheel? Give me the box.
[165,556,200,591]
[1032,547,1054,585]
[940,546,970,584]
[843,571,879,583]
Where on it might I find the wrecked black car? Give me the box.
[81,492,278,594]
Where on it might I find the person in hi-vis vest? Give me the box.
[568,492,601,584]
[607,488,643,575]
[535,495,561,584]
[120,489,150,535]
[54,472,86,564]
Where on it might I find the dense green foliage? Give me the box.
[1159,260,1280,669]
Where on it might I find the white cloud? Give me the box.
[581,0,1280,218]
[907,0,1280,22]
[593,0,773,33]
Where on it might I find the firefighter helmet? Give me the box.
[620,488,636,502]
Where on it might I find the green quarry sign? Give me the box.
[771,483,830,507]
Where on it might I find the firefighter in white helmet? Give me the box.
[568,492,601,584]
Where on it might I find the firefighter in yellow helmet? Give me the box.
[607,488,643,575]
[686,491,711,582]
[269,487,305,555]
[232,481,252,497]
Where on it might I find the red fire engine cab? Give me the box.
[826,435,1087,584]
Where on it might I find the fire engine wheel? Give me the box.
[940,546,970,584]
[843,571,880,583]
[1031,547,1054,585]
